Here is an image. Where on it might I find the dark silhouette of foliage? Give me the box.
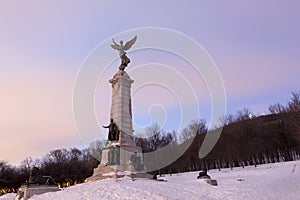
[139,92,300,175]
[1,91,299,194]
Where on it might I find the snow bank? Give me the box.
[1,161,299,200]
[0,193,15,200]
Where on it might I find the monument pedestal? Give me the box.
[87,70,152,181]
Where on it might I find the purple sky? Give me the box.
[1,1,299,164]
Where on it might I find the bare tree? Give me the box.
[179,119,206,142]
[219,114,235,126]
[88,140,105,162]
[236,108,254,121]
[269,103,286,114]
[288,91,300,112]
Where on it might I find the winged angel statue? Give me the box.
[111,35,137,71]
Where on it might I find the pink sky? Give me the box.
[1,1,299,164]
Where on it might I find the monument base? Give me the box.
[87,142,153,181]
[86,164,153,181]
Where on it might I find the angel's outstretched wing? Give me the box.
[111,38,121,50]
[124,35,137,50]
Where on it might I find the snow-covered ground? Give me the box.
[1,160,299,200]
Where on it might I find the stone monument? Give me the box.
[87,36,151,181]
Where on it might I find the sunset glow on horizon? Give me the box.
[1,1,299,164]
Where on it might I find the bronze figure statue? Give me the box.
[111,35,137,71]
[103,118,119,141]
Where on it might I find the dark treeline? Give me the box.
[1,92,300,194]
[136,91,300,174]
[0,141,103,195]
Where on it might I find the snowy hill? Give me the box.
[1,161,300,200]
